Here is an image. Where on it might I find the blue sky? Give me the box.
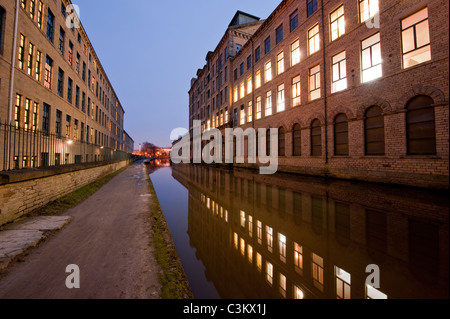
[74,0,278,148]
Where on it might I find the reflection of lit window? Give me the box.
[312,253,324,292]
[240,238,245,256]
[234,232,238,249]
[402,8,431,68]
[279,273,287,297]
[266,262,273,285]
[256,253,262,271]
[294,243,303,274]
[248,245,253,263]
[257,221,263,244]
[266,226,273,252]
[225,209,228,223]
[248,215,253,237]
[279,233,287,263]
[361,32,382,83]
[294,286,304,299]
[240,210,246,228]
[366,284,387,299]
[335,266,351,299]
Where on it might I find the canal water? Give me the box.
[148,162,449,299]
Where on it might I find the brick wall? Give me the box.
[0,160,129,226]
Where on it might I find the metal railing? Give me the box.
[1,121,131,172]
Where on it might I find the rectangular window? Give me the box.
[307,0,318,17]
[18,34,26,70]
[312,253,324,291]
[240,62,244,76]
[74,119,79,141]
[265,91,272,116]
[277,52,284,75]
[247,55,252,69]
[277,84,285,112]
[65,115,71,139]
[247,76,252,94]
[292,75,301,107]
[290,11,299,32]
[308,24,320,55]
[37,1,43,29]
[59,27,65,55]
[35,50,42,81]
[247,101,253,123]
[15,94,21,129]
[55,109,62,138]
[30,0,35,20]
[266,226,273,252]
[309,65,321,101]
[401,8,431,68]
[276,25,283,44]
[27,42,34,76]
[76,53,80,73]
[32,102,38,132]
[359,0,379,23]
[335,266,351,299]
[46,9,54,42]
[279,234,287,263]
[68,41,73,65]
[256,96,262,120]
[75,85,80,108]
[265,61,272,82]
[240,105,245,125]
[266,262,273,285]
[255,47,260,62]
[24,98,30,130]
[44,55,53,88]
[57,68,64,97]
[291,39,300,66]
[265,37,271,54]
[361,32,382,82]
[234,86,238,102]
[255,70,261,88]
[67,77,73,103]
[294,243,303,273]
[331,5,345,41]
[42,103,50,134]
[82,92,86,112]
[332,51,347,93]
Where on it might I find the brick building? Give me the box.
[0,0,134,171]
[188,0,449,189]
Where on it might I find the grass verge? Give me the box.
[28,166,127,217]
[146,165,194,299]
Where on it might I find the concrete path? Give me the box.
[0,162,161,299]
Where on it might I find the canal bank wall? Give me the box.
[0,160,131,226]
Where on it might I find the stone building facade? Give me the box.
[188,0,449,189]
[0,0,134,171]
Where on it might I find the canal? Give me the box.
[148,162,449,299]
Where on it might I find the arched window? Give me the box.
[406,96,436,155]
[311,119,322,156]
[334,113,349,156]
[278,127,285,156]
[293,124,302,156]
[365,106,385,156]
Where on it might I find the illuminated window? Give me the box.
[240,105,246,125]
[312,253,324,291]
[240,82,245,99]
[309,65,321,101]
[330,5,345,41]
[24,98,30,130]
[247,245,253,263]
[332,51,347,93]
[32,102,38,132]
[265,91,272,116]
[248,215,253,237]
[294,243,303,274]
[255,70,261,88]
[308,25,320,55]
[18,34,26,69]
[247,101,253,123]
[265,61,272,82]
[366,284,387,299]
[277,52,284,75]
[266,226,273,252]
[292,75,301,107]
[361,32,382,82]
[37,1,43,29]
[277,84,285,112]
[15,94,21,129]
[35,50,42,81]
[247,76,252,94]
[359,0,379,23]
[335,266,351,299]
[240,238,245,256]
[266,262,273,285]
[279,233,287,263]
[234,86,238,102]
[291,39,300,66]
[279,273,287,297]
[256,96,262,120]
[256,253,262,271]
[294,286,305,299]
[402,8,431,68]
[257,220,262,244]
[234,232,238,249]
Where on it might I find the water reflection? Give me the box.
[171,164,448,299]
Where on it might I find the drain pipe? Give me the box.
[321,0,329,165]
[6,0,20,170]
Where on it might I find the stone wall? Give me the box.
[0,160,129,226]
